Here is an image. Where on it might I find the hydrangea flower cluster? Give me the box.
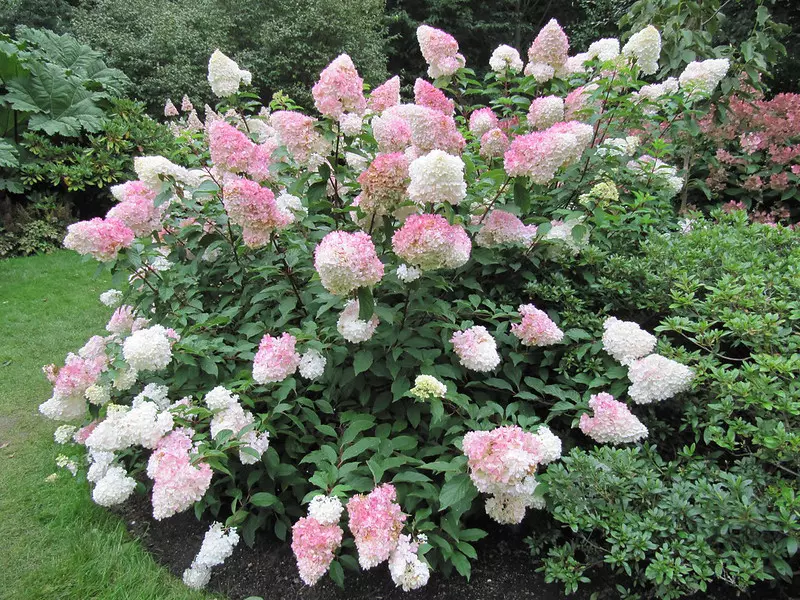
[208,49,252,97]
[392,214,471,271]
[388,534,430,591]
[627,354,695,404]
[298,349,326,380]
[356,152,410,219]
[416,25,465,79]
[579,392,648,444]
[679,58,730,96]
[602,317,657,365]
[347,483,407,569]
[469,107,500,138]
[39,353,105,421]
[107,180,162,236]
[63,217,135,261]
[621,25,661,75]
[479,127,510,159]
[222,176,291,247]
[312,54,367,119]
[407,149,466,206]
[489,45,524,74]
[269,110,327,166]
[474,209,537,248]
[314,231,385,295]
[525,19,569,80]
[511,304,564,347]
[122,325,175,372]
[204,386,270,464]
[85,399,173,452]
[409,374,447,400]
[414,78,455,116]
[253,333,302,384]
[92,465,137,507]
[504,121,593,183]
[368,76,401,113]
[99,289,124,308]
[450,326,500,372]
[527,96,565,130]
[208,120,277,181]
[183,522,240,589]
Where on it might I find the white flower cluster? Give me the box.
[407,150,466,206]
[410,374,448,400]
[337,300,380,343]
[544,218,589,254]
[679,58,730,96]
[54,424,77,444]
[527,96,564,130]
[205,386,270,464]
[298,349,326,380]
[92,465,136,507]
[489,44,524,73]
[597,135,641,158]
[276,191,307,223]
[183,522,240,590]
[587,38,620,61]
[56,454,78,476]
[87,449,115,483]
[133,156,202,192]
[208,49,252,98]
[339,113,363,136]
[628,354,695,404]
[536,425,563,464]
[113,366,138,391]
[628,156,684,197]
[636,77,679,103]
[602,317,657,365]
[99,289,123,308]
[396,264,422,283]
[485,490,544,525]
[122,325,174,372]
[86,400,174,452]
[308,494,344,525]
[134,383,170,410]
[524,62,555,83]
[388,534,430,591]
[622,25,661,75]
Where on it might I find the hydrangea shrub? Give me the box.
[42,21,730,593]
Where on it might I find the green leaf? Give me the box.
[353,350,373,376]
[329,560,345,588]
[250,492,279,507]
[341,437,379,462]
[439,473,477,512]
[357,286,374,321]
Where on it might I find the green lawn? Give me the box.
[0,251,215,600]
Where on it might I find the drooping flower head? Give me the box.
[182,522,240,590]
[392,214,471,271]
[337,299,380,343]
[312,54,367,119]
[474,210,537,248]
[413,78,454,116]
[389,534,430,591]
[622,25,661,75]
[579,392,648,444]
[407,150,466,206]
[292,516,343,585]
[416,25,465,79]
[602,317,657,366]
[253,333,301,384]
[347,483,406,569]
[450,325,500,372]
[314,231,384,295]
[527,19,569,70]
[64,218,135,262]
[511,304,564,347]
[627,354,694,404]
[489,45,524,73]
[368,76,401,113]
[208,49,252,97]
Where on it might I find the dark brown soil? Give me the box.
[118,495,577,600]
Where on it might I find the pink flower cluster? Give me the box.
[314,231,385,295]
[480,128,509,159]
[392,214,471,271]
[222,177,291,247]
[527,96,565,130]
[63,217,135,261]
[450,325,500,372]
[147,428,213,520]
[107,181,162,236]
[252,333,301,384]
[292,516,344,585]
[312,54,367,119]
[347,484,406,569]
[368,76,401,113]
[269,110,327,165]
[208,120,277,181]
[469,108,499,138]
[579,392,648,445]
[504,121,592,183]
[526,19,569,76]
[39,353,106,421]
[356,152,410,218]
[416,25,465,79]
[376,105,465,155]
[414,78,454,116]
[511,304,564,347]
[474,209,537,247]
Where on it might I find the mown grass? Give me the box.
[0,251,215,600]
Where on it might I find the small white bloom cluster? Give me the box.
[489,44,524,73]
[536,425,563,464]
[485,491,543,525]
[298,349,327,380]
[208,49,252,98]
[679,58,730,96]
[410,374,448,400]
[602,317,657,365]
[597,135,641,158]
[56,454,78,476]
[587,38,620,62]
[388,534,430,591]
[183,522,240,590]
[450,325,501,372]
[396,264,422,283]
[99,289,123,308]
[276,191,308,223]
[345,151,370,171]
[308,494,344,525]
[628,156,684,197]
[92,465,136,507]
[622,25,661,75]
[337,299,380,343]
[407,150,466,206]
[133,156,201,192]
[87,449,115,483]
[205,386,270,464]
[54,424,77,444]
[134,383,170,410]
[544,218,589,254]
[628,354,695,404]
[636,77,679,103]
[122,325,174,372]
[339,113,363,136]
[113,366,138,391]
[86,400,174,452]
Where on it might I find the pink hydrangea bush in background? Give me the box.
[42,17,720,592]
